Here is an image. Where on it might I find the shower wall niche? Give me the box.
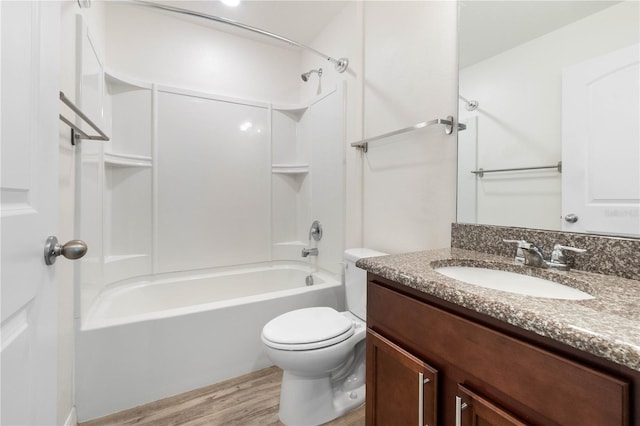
[79,69,344,318]
[271,105,311,260]
[103,72,153,284]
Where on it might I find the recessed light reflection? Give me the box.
[221,0,240,7]
[239,121,253,132]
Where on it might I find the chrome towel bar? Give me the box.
[59,91,110,145]
[351,116,463,153]
[471,161,562,178]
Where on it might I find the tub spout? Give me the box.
[301,248,318,258]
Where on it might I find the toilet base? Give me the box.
[278,370,365,426]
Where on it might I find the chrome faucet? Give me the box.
[522,244,547,268]
[301,248,318,258]
[503,240,586,271]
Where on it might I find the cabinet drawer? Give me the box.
[368,280,629,425]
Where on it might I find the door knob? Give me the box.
[564,214,579,223]
[44,236,88,265]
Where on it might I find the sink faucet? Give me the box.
[522,244,547,268]
[503,240,585,271]
[301,248,318,258]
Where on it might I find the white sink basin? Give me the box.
[435,266,594,300]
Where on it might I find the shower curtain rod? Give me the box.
[132,0,349,73]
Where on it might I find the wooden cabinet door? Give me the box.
[366,330,438,426]
[457,384,528,426]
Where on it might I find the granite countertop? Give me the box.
[357,248,640,372]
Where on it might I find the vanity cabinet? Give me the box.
[366,274,632,426]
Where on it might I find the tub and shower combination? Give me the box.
[76,263,343,420]
[75,2,349,421]
[75,79,346,420]
[75,78,346,420]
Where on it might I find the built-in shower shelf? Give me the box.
[105,153,152,168]
[105,68,153,92]
[272,164,309,174]
[273,241,307,247]
[272,104,308,121]
[104,254,149,264]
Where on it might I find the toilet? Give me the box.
[261,248,387,426]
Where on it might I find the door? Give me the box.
[1,2,60,425]
[366,330,438,426]
[562,44,640,236]
[456,384,528,426]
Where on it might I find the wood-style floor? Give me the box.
[80,366,365,426]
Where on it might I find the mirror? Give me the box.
[457,1,639,236]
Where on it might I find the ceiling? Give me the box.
[136,1,622,67]
[141,0,349,47]
[459,1,621,68]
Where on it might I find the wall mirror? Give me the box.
[457,0,639,237]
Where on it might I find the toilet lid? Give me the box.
[262,307,353,346]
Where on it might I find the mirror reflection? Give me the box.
[457,1,640,237]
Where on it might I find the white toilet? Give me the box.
[261,248,386,426]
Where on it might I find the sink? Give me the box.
[434,266,594,300]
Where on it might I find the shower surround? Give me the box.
[76,61,345,422]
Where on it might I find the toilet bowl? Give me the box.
[261,248,386,426]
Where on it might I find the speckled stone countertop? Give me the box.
[357,248,640,372]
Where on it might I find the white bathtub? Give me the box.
[75,262,343,422]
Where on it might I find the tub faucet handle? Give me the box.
[309,220,323,241]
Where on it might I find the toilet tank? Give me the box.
[344,248,387,321]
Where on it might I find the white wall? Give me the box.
[299,2,363,267]
[362,1,458,254]
[459,1,639,230]
[307,88,347,276]
[156,91,271,273]
[105,2,300,104]
[103,0,460,267]
[102,2,354,279]
[299,1,459,256]
[59,1,107,424]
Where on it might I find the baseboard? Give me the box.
[64,406,78,426]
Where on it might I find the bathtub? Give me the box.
[75,262,344,422]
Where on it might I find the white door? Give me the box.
[562,44,640,236]
[1,2,60,425]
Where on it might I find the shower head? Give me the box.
[301,68,323,82]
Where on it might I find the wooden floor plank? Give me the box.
[80,366,365,426]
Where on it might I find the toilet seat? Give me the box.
[262,307,355,351]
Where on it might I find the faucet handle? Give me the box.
[553,244,586,253]
[502,239,531,264]
[550,244,586,262]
